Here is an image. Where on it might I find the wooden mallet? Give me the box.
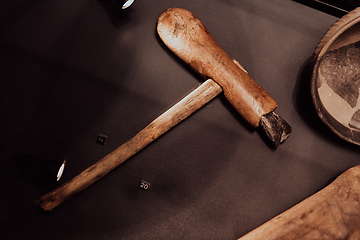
[35,8,291,211]
[157,8,291,145]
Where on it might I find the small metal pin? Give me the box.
[15,154,66,183]
[121,0,135,9]
[98,0,136,10]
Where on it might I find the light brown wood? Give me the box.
[34,79,222,211]
[157,8,277,127]
[238,165,360,240]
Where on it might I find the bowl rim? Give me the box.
[311,7,360,145]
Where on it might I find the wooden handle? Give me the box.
[157,8,277,127]
[238,165,360,239]
[34,79,222,211]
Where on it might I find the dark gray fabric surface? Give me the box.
[1,0,359,239]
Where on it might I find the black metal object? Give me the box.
[293,0,360,17]
[259,111,292,147]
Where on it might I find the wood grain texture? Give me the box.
[238,165,360,240]
[34,79,222,211]
[157,8,278,127]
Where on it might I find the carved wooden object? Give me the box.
[35,7,291,211]
[157,8,278,128]
[238,165,360,240]
[157,8,291,146]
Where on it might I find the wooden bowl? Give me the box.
[311,7,360,145]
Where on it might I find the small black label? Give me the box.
[96,134,108,145]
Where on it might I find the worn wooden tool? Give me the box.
[157,8,291,146]
[34,79,222,211]
[237,165,360,240]
[35,8,290,211]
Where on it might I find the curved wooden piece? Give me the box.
[238,165,360,240]
[157,8,277,127]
